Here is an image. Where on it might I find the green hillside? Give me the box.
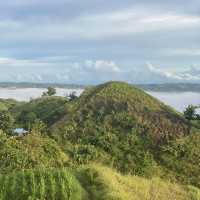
[54,81,188,143]
[0,165,199,200]
[159,132,200,187]
[0,99,22,111]
[50,82,192,177]
[0,81,200,199]
[0,168,86,200]
[0,132,68,173]
[12,96,68,128]
[76,165,200,200]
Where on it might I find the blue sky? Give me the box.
[0,0,200,84]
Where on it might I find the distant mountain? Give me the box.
[1,82,200,92]
[0,82,86,89]
[137,83,200,92]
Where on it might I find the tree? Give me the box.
[0,111,14,134]
[43,87,56,96]
[183,105,196,134]
[68,91,78,101]
[18,111,37,130]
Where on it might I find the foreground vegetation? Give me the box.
[0,165,199,200]
[0,81,200,199]
[0,168,86,200]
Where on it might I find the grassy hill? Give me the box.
[54,81,188,142]
[76,165,200,200]
[0,81,200,199]
[49,82,192,177]
[0,165,199,200]
[0,168,86,200]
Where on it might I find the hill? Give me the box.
[53,82,189,142]
[74,81,188,142]
[1,81,200,198]
[50,81,192,177]
[76,165,200,200]
[11,96,68,128]
[0,165,199,200]
[0,168,86,200]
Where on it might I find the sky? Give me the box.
[0,0,200,84]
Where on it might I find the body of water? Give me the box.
[148,91,200,112]
[0,88,84,102]
[0,87,199,112]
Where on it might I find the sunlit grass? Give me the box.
[76,164,200,200]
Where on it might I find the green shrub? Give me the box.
[160,132,200,187]
[0,132,68,173]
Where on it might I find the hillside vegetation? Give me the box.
[0,132,68,173]
[54,81,188,143]
[0,168,86,200]
[0,165,199,200]
[0,99,22,111]
[51,82,193,178]
[0,81,200,199]
[12,96,68,128]
[76,165,200,200]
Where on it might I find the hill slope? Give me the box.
[0,168,86,200]
[0,165,199,200]
[0,132,68,173]
[72,81,188,142]
[50,81,190,177]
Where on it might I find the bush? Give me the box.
[0,133,68,173]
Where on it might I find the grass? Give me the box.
[0,168,86,200]
[0,164,199,200]
[76,164,200,200]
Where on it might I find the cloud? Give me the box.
[1,6,200,43]
[0,56,200,84]
[88,60,120,72]
[145,63,200,82]
[0,0,200,82]
[0,57,121,84]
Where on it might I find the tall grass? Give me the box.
[76,164,200,200]
[0,168,86,200]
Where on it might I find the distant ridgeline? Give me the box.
[0,82,86,89]
[0,81,200,200]
[137,83,200,92]
[1,82,200,92]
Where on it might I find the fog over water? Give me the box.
[147,92,200,112]
[0,88,84,101]
[0,88,200,112]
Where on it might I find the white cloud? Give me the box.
[146,63,200,82]
[87,60,120,73]
[0,57,121,83]
[0,56,200,84]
